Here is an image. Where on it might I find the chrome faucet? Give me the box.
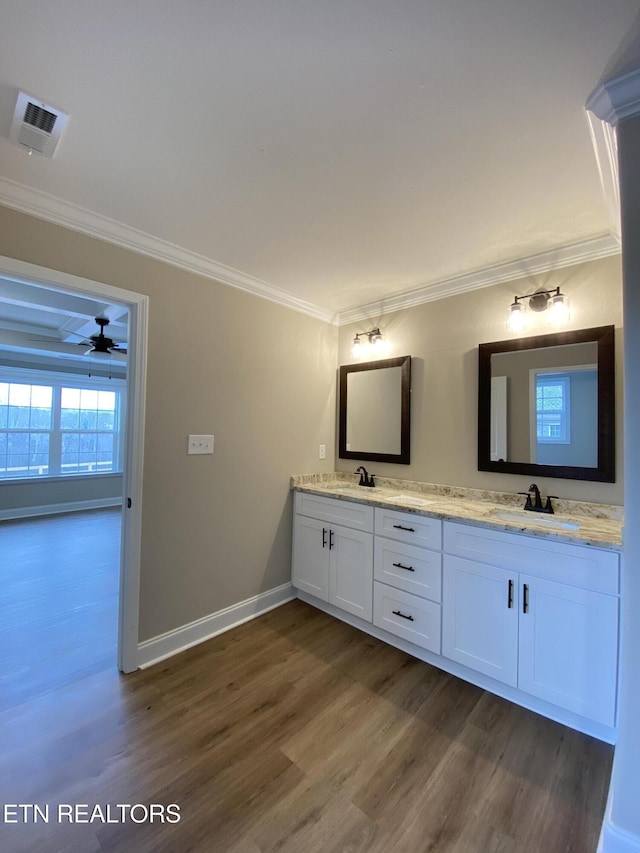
[518,483,556,514]
[355,466,375,488]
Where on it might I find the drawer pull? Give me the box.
[393,524,415,532]
[392,609,415,622]
[393,561,415,572]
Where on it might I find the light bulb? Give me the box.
[508,301,526,333]
[351,336,362,358]
[549,293,569,325]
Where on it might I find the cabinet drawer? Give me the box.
[375,508,442,549]
[374,538,442,602]
[294,492,374,532]
[443,521,619,594]
[373,582,441,653]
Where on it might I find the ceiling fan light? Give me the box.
[88,348,112,360]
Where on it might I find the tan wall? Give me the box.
[337,254,624,505]
[0,205,338,640]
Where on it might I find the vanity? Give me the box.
[296,325,622,741]
[291,477,622,744]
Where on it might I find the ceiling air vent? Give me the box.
[9,91,69,158]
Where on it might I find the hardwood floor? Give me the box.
[0,511,612,852]
[0,508,121,711]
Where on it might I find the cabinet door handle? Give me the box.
[329,529,334,550]
[322,528,327,549]
[393,524,415,532]
[392,609,415,622]
[523,583,529,614]
[508,579,514,608]
[393,562,415,572]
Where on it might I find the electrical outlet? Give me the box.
[319,444,326,460]
[188,435,214,455]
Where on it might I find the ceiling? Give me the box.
[0,0,638,326]
[0,276,127,370]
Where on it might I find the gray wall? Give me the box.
[337,254,623,505]
[0,474,122,515]
[0,204,337,642]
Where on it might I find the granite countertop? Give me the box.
[291,473,623,551]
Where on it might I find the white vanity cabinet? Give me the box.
[442,521,620,727]
[372,508,443,653]
[292,492,374,621]
[291,490,621,739]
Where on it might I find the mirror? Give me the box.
[339,355,411,464]
[478,326,615,482]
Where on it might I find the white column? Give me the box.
[588,73,640,853]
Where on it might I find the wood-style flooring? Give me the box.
[0,510,613,852]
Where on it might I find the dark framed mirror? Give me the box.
[478,325,615,482]
[339,355,411,464]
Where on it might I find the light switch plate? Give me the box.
[319,444,326,459]
[188,434,214,455]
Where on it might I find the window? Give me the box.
[0,369,124,480]
[536,374,570,444]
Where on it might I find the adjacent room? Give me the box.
[0,3,639,852]
[0,283,127,707]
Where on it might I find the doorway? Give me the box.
[0,254,147,672]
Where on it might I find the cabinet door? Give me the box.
[329,524,373,621]
[518,575,618,726]
[292,515,329,601]
[442,555,518,687]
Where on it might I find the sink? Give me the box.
[330,486,372,497]
[327,487,432,507]
[491,508,580,530]
[389,494,433,507]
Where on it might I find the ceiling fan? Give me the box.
[77,317,127,357]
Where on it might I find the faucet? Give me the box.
[518,483,556,514]
[355,466,375,488]
[529,483,543,510]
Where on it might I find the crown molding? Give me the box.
[586,112,620,240]
[0,176,336,324]
[337,233,621,325]
[0,177,622,330]
[586,68,640,126]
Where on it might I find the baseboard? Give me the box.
[599,820,640,853]
[0,497,122,521]
[137,582,296,668]
[598,784,640,853]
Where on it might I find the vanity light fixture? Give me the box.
[508,287,569,333]
[352,327,385,357]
